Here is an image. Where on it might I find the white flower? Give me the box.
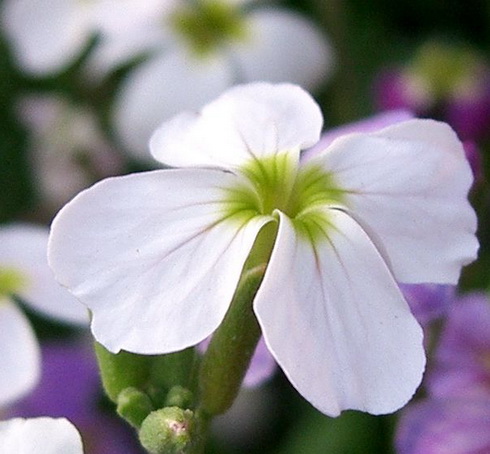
[48,83,478,416]
[0,298,39,408]
[0,224,88,407]
[0,417,84,453]
[3,0,332,156]
[112,0,334,157]
[1,0,166,75]
[18,95,122,208]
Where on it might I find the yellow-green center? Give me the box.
[170,0,248,57]
[222,153,346,243]
[408,41,483,100]
[0,266,28,297]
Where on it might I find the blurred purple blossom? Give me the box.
[374,42,490,143]
[397,397,490,454]
[7,338,144,454]
[396,294,490,454]
[428,294,490,399]
[399,284,455,327]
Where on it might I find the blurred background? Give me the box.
[1,0,490,452]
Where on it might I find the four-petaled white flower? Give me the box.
[0,417,84,454]
[48,83,478,416]
[0,224,88,408]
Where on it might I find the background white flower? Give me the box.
[0,417,84,453]
[113,1,334,158]
[0,223,88,408]
[0,299,39,408]
[1,0,335,160]
[1,0,168,75]
[48,83,478,417]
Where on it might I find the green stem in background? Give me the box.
[197,263,266,416]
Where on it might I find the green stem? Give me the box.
[197,264,266,416]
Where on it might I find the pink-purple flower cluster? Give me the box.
[374,41,489,182]
[396,293,490,454]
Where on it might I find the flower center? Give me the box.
[0,266,28,297]
[223,153,346,235]
[170,0,248,57]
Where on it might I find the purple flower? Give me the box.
[399,284,455,327]
[396,294,490,454]
[444,70,490,141]
[7,338,144,454]
[428,294,490,399]
[396,397,490,454]
[374,70,431,113]
[374,42,490,142]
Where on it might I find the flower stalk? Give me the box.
[198,262,267,416]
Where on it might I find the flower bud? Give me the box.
[139,407,195,454]
[116,387,153,429]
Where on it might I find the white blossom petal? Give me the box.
[150,82,323,168]
[0,299,40,408]
[0,224,88,325]
[86,0,178,76]
[114,49,234,159]
[0,417,84,453]
[232,8,334,91]
[2,0,90,74]
[315,119,478,284]
[303,109,414,161]
[48,170,272,354]
[254,210,425,416]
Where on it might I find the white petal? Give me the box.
[48,170,272,354]
[315,119,478,284]
[0,299,40,407]
[303,109,415,161]
[2,0,91,74]
[113,49,234,159]
[0,224,88,325]
[254,210,425,416]
[0,417,84,454]
[150,82,323,168]
[232,8,335,91]
[86,0,178,76]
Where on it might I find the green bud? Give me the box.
[116,387,154,429]
[165,386,194,409]
[139,408,195,454]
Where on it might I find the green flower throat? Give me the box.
[0,266,27,297]
[224,152,346,242]
[170,0,248,56]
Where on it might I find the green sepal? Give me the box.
[150,348,198,391]
[117,387,154,429]
[94,342,154,403]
